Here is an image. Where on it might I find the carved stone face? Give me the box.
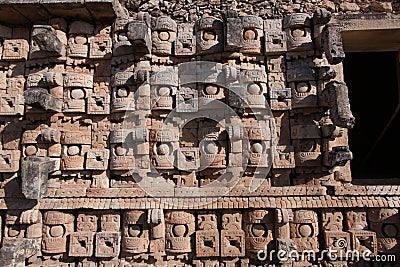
[240,69,267,108]
[346,211,368,230]
[122,211,149,254]
[283,14,313,51]
[150,69,177,110]
[152,16,177,55]
[165,211,195,253]
[112,86,135,112]
[67,34,88,58]
[42,211,74,254]
[291,210,319,237]
[241,16,263,54]
[196,17,223,54]
[156,143,171,156]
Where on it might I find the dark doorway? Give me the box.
[344,52,400,179]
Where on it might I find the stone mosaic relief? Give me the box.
[0,1,397,266]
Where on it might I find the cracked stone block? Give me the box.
[21,156,58,199]
[0,238,39,267]
[23,88,63,112]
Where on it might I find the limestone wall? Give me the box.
[0,1,398,266]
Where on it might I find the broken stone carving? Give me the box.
[0,3,387,266]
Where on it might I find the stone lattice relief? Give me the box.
[0,0,397,266]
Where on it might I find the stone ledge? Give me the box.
[0,195,399,210]
[5,185,400,200]
[335,185,400,195]
[333,13,400,31]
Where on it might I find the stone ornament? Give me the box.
[0,3,387,267]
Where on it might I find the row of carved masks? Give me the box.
[4,209,396,261]
[28,19,111,61]
[24,69,112,115]
[149,118,274,173]
[184,15,313,55]
[1,13,335,61]
[119,13,322,57]
[196,211,274,259]
[69,213,120,258]
[37,210,270,259]
[67,21,112,60]
[322,210,390,258]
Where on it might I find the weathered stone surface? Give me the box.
[323,81,355,129]
[224,11,242,51]
[23,88,63,112]
[0,238,39,267]
[339,2,361,12]
[31,25,65,57]
[371,1,393,12]
[322,24,345,64]
[0,2,396,266]
[21,156,58,199]
[127,15,151,53]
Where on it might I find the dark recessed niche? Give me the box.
[344,52,400,180]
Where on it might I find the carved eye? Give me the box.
[25,145,38,156]
[173,224,187,237]
[49,225,65,238]
[203,30,216,41]
[382,223,398,238]
[204,85,219,95]
[67,145,80,156]
[203,141,218,154]
[291,28,306,38]
[251,223,266,237]
[128,224,142,237]
[298,223,313,237]
[118,34,129,42]
[117,87,129,98]
[8,225,20,237]
[296,82,310,93]
[157,143,170,155]
[115,145,126,156]
[70,88,85,99]
[251,142,263,153]
[247,83,262,95]
[299,140,316,152]
[158,86,171,96]
[243,29,257,40]
[75,35,87,45]
[158,31,170,41]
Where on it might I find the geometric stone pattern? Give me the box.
[0,0,396,266]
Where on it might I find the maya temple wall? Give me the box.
[0,0,398,266]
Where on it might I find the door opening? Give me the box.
[344,52,400,179]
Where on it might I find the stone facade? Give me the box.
[0,0,398,266]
